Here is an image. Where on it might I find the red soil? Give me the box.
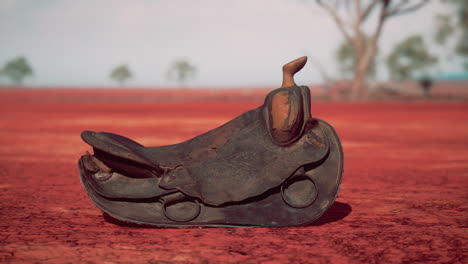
[0,88,467,263]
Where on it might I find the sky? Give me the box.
[0,0,461,87]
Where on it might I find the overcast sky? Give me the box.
[0,0,460,87]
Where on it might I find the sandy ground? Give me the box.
[0,89,467,263]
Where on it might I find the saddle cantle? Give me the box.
[78,56,344,227]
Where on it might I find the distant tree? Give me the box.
[315,0,429,100]
[434,15,455,45]
[1,56,33,85]
[452,0,468,69]
[386,35,438,80]
[167,59,196,86]
[110,64,132,86]
[434,0,468,69]
[335,37,377,79]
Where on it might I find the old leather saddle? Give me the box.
[78,56,344,227]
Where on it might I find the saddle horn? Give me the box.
[281,56,308,88]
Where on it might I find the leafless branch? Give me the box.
[363,0,388,63]
[385,0,429,17]
[359,0,380,22]
[344,0,354,20]
[316,0,353,43]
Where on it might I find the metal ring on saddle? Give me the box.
[160,192,201,222]
[281,174,318,208]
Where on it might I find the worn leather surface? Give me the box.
[81,86,329,206]
[79,119,341,227]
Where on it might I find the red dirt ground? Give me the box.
[0,88,467,263]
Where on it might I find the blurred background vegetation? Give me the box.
[316,0,467,100]
[0,0,466,100]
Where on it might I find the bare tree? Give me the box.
[316,0,429,100]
